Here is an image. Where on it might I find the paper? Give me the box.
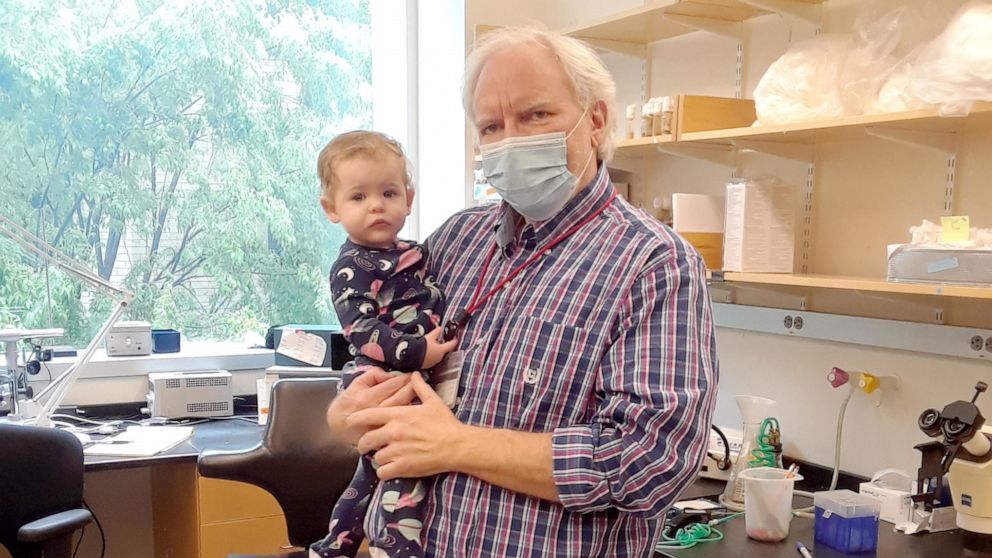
[276,329,327,367]
[257,376,276,425]
[83,426,193,457]
[941,216,970,243]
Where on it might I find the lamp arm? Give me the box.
[1,215,136,426]
[0,215,133,303]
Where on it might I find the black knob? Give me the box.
[919,408,942,437]
[973,382,988,404]
[943,419,969,439]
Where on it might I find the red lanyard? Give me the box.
[441,190,617,341]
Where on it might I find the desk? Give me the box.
[81,419,298,558]
[84,418,263,472]
[661,494,969,558]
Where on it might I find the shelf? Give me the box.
[713,271,992,299]
[681,103,992,145]
[561,0,824,55]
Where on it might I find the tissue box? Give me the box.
[722,178,795,273]
[814,490,881,553]
[887,245,992,285]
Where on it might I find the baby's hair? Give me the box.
[317,130,413,202]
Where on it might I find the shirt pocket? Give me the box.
[496,315,600,430]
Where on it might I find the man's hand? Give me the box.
[348,373,467,480]
[326,367,413,446]
[421,326,458,369]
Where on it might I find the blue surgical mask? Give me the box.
[479,111,594,222]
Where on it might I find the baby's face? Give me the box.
[325,155,413,249]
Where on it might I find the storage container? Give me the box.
[814,489,881,553]
[151,329,181,353]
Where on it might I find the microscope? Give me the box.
[903,381,992,549]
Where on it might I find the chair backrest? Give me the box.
[198,378,359,548]
[0,423,86,550]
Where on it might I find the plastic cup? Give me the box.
[741,467,803,542]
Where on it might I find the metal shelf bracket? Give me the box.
[661,14,743,40]
[732,139,815,163]
[864,127,958,155]
[657,143,736,167]
[738,0,822,23]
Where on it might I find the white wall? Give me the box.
[466,0,992,478]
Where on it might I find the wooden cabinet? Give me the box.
[151,463,292,558]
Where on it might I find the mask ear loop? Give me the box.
[566,106,595,184]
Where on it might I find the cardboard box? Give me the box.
[723,178,795,273]
[859,482,913,525]
[673,193,725,270]
[674,95,756,138]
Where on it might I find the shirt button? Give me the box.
[524,368,539,384]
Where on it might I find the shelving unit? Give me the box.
[561,0,825,55]
[568,2,992,344]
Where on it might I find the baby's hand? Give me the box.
[422,327,458,369]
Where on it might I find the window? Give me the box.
[0,0,377,345]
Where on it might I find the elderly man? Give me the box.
[324,26,718,558]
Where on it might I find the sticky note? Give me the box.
[941,216,970,243]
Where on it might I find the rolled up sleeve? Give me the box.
[551,247,718,518]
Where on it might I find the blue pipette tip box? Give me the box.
[814,489,881,554]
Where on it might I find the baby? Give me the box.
[309,131,456,558]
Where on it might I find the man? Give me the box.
[325,26,718,557]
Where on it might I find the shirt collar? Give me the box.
[495,163,613,251]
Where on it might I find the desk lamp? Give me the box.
[0,215,134,427]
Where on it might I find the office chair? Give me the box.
[198,378,360,553]
[0,423,93,558]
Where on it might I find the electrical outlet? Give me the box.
[971,335,984,351]
[986,337,992,353]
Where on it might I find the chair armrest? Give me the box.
[198,446,267,480]
[18,508,93,543]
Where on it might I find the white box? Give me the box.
[106,320,152,356]
[146,370,233,419]
[722,178,795,272]
[859,481,913,525]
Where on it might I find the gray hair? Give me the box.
[463,25,617,163]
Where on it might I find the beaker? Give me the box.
[722,395,778,506]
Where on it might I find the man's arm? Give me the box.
[349,244,718,515]
[551,248,718,518]
[352,373,560,501]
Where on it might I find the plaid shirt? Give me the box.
[366,165,718,557]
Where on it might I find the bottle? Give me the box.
[625,104,636,139]
[650,98,663,136]
[722,395,778,506]
[640,104,652,137]
[661,96,674,136]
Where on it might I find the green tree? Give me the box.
[0,0,369,344]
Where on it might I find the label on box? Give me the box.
[276,329,327,367]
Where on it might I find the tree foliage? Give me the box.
[0,0,369,344]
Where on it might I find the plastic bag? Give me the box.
[755,0,964,124]
[754,34,854,125]
[904,1,992,115]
